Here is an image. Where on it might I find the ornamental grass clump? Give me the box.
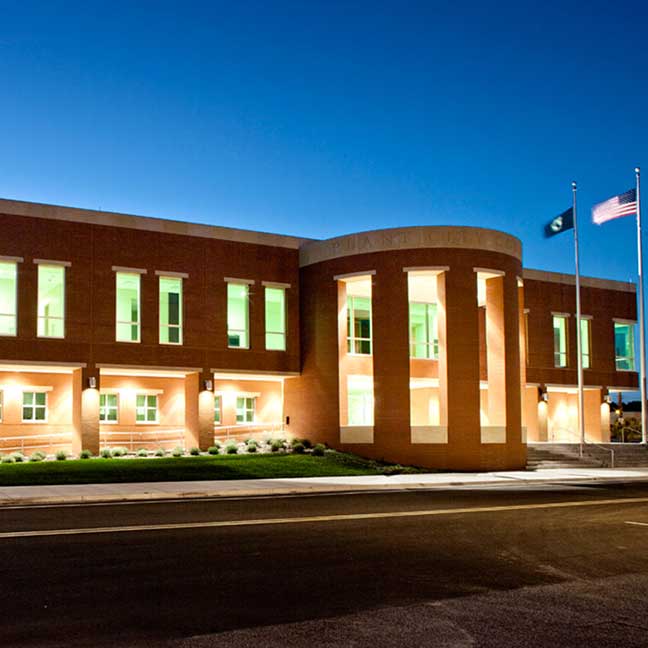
[270,439,285,453]
[154,448,166,457]
[1,455,15,464]
[29,451,45,462]
[291,442,305,454]
[246,440,258,453]
[100,448,112,459]
[207,446,220,455]
[111,447,127,458]
[225,442,238,455]
[172,446,184,458]
[11,452,25,463]
[55,450,67,461]
[79,449,93,459]
[137,448,148,457]
[189,447,201,456]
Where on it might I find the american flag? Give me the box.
[592,188,637,224]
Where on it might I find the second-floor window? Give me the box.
[409,302,438,359]
[553,315,568,367]
[580,318,591,369]
[116,272,141,343]
[159,276,183,344]
[0,261,18,336]
[615,322,635,371]
[347,296,372,355]
[227,283,249,348]
[265,287,286,350]
[37,264,65,338]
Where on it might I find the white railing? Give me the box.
[99,428,185,451]
[214,422,285,442]
[550,426,615,468]
[0,432,72,454]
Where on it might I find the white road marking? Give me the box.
[2,496,648,539]
[625,521,648,527]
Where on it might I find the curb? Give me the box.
[3,473,648,507]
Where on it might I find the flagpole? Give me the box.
[636,166,647,445]
[573,181,585,456]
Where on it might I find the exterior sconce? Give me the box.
[541,390,549,402]
[88,376,97,389]
[204,379,213,391]
[604,394,612,404]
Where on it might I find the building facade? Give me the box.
[0,199,638,469]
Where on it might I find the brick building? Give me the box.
[0,199,638,469]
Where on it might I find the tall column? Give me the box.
[518,282,528,443]
[372,266,410,456]
[484,275,507,440]
[444,266,481,467]
[185,371,214,450]
[584,388,610,443]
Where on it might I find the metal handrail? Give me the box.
[550,426,615,468]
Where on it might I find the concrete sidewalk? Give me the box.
[2,467,648,506]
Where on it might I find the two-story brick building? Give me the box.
[0,198,638,469]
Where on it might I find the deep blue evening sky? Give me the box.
[1,1,647,281]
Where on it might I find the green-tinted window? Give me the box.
[0,391,3,422]
[0,261,17,336]
[116,273,141,342]
[615,322,635,371]
[227,283,249,348]
[409,302,438,359]
[136,394,158,423]
[159,276,183,344]
[99,393,119,423]
[214,395,222,424]
[22,391,47,422]
[553,315,568,367]
[37,264,65,338]
[348,376,373,426]
[347,296,372,355]
[580,318,591,370]
[236,396,255,423]
[265,287,286,350]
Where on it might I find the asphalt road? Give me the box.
[2,482,648,647]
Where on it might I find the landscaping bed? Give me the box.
[0,447,426,486]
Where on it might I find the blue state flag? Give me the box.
[544,207,574,238]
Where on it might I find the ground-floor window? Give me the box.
[136,394,159,424]
[99,393,119,423]
[22,391,47,422]
[0,390,3,422]
[236,396,255,423]
[214,395,222,424]
[347,375,374,426]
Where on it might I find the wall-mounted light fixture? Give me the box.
[88,376,97,389]
[604,394,612,404]
[541,390,549,402]
[204,379,213,391]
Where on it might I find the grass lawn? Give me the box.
[0,451,427,486]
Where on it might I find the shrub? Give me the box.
[271,440,284,453]
[172,446,184,457]
[1,455,15,464]
[11,452,25,463]
[301,438,312,449]
[189,447,201,456]
[247,441,258,453]
[111,447,127,458]
[225,443,238,454]
[154,448,166,457]
[29,452,44,462]
[79,449,93,459]
[55,450,67,461]
[100,448,112,459]
[312,443,326,456]
[137,448,148,457]
[207,446,220,455]
[292,442,305,454]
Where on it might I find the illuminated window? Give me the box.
[116,273,141,342]
[37,264,65,338]
[0,391,3,422]
[580,318,591,369]
[265,287,286,350]
[348,375,373,426]
[236,396,255,423]
[214,395,222,424]
[615,322,635,371]
[347,296,372,355]
[136,394,158,423]
[227,283,249,348]
[409,302,438,359]
[553,315,568,367]
[159,276,183,344]
[0,261,17,336]
[22,392,47,423]
[99,393,119,423]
